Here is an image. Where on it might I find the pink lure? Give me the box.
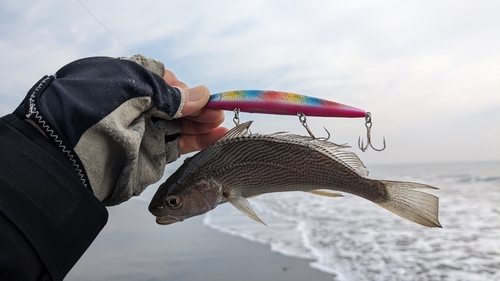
[206,90,366,118]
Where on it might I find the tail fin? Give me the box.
[377,180,442,228]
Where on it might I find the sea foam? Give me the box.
[203,162,500,281]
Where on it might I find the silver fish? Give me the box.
[149,121,441,228]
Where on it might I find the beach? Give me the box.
[66,197,333,281]
[67,161,500,281]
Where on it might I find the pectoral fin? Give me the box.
[308,189,344,198]
[227,195,267,226]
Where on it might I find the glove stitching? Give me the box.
[26,76,89,189]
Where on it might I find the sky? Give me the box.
[1,0,499,165]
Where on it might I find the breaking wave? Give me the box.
[203,161,500,281]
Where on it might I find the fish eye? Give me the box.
[166,195,182,209]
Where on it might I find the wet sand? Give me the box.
[66,198,332,281]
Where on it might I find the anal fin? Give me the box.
[308,189,344,198]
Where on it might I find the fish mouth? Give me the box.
[155,216,184,225]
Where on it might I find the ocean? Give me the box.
[203,161,500,281]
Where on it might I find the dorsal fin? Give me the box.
[256,133,369,177]
[217,121,253,142]
[216,121,368,177]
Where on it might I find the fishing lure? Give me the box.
[207,90,366,118]
[206,90,386,151]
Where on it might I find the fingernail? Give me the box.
[187,85,209,102]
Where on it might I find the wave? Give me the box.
[203,162,500,280]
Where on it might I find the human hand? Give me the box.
[163,70,228,154]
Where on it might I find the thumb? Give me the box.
[178,85,210,117]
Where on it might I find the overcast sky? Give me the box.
[1,0,499,165]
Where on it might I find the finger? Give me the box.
[179,85,211,117]
[179,108,225,135]
[178,127,229,154]
[180,118,225,136]
[182,106,225,120]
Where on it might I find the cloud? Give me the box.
[1,0,499,164]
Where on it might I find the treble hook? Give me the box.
[358,112,386,152]
[297,112,330,141]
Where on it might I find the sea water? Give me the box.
[203,161,500,281]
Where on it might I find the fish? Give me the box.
[148,121,441,228]
[206,90,367,118]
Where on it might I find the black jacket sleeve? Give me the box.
[0,114,108,281]
[0,56,183,280]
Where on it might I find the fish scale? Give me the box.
[149,121,441,228]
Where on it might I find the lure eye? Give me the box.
[166,195,182,209]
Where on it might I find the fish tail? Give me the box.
[376,180,442,228]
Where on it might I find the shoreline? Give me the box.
[67,198,333,280]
